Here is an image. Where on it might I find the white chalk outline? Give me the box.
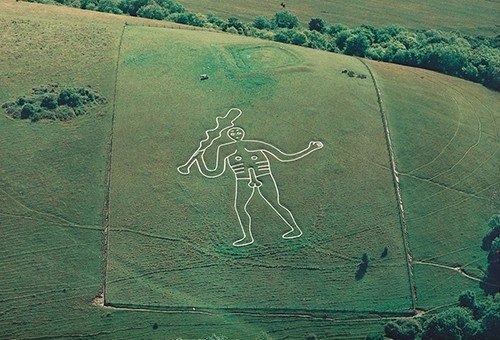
[178,109,323,247]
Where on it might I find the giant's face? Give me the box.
[227,127,245,141]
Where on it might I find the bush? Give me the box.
[20,103,37,119]
[226,17,245,33]
[274,11,299,29]
[344,34,371,56]
[96,0,122,14]
[137,1,167,20]
[3,84,105,122]
[252,15,271,30]
[308,17,325,32]
[384,319,422,340]
[422,307,480,339]
[41,94,58,109]
[168,12,207,27]
[291,31,307,46]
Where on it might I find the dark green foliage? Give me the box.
[325,23,349,36]
[482,215,500,251]
[252,16,271,30]
[2,84,105,122]
[308,17,325,32]
[384,319,422,340]
[305,334,318,340]
[226,17,245,33]
[481,215,500,294]
[97,0,122,14]
[207,13,225,29]
[20,103,37,119]
[274,11,299,29]
[344,34,370,56]
[137,1,167,20]
[168,12,207,27]
[421,307,480,339]
[365,333,384,340]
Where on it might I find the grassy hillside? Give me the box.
[106,25,411,312]
[1,0,498,338]
[178,0,500,36]
[369,61,500,308]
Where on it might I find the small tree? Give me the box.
[137,1,167,20]
[422,307,480,339]
[344,34,371,56]
[97,0,122,14]
[291,31,307,46]
[252,16,270,30]
[274,11,299,29]
[308,17,325,32]
[384,319,422,340]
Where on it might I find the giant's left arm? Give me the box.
[245,140,323,162]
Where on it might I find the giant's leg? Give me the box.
[257,174,302,239]
[233,180,256,246]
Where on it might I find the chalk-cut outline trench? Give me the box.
[99,24,419,318]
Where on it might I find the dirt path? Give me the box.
[358,58,417,310]
[100,23,127,303]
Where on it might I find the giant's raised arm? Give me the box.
[194,143,236,178]
[245,140,323,162]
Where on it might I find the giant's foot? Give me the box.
[282,227,302,239]
[233,235,254,247]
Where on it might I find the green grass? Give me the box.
[107,25,411,312]
[179,0,499,36]
[1,0,499,338]
[368,60,500,308]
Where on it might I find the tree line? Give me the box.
[25,0,499,91]
[25,0,500,91]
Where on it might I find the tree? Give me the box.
[325,23,348,36]
[226,17,245,33]
[422,307,480,339]
[118,0,149,16]
[291,31,307,46]
[97,0,122,14]
[137,1,167,20]
[20,103,37,120]
[274,11,299,29]
[344,34,371,56]
[308,17,325,32]
[252,15,270,30]
[384,318,422,340]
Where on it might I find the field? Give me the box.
[178,0,500,36]
[0,0,499,338]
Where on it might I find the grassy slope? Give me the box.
[369,61,500,308]
[0,1,386,338]
[106,25,411,312]
[179,0,500,36]
[1,0,498,338]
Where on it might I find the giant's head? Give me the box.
[227,127,245,141]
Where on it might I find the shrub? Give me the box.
[308,17,325,32]
[274,11,299,29]
[137,1,167,20]
[41,94,58,109]
[384,319,422,340]
[20,103,37,119]
[3,84,105,122]
[226,17,245,33]
[344,34,371,56]
[422,307,480,339]
[291,31,307,46]
[97,0,122,14]
[252,15,271,30]
[168,12,207,27]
